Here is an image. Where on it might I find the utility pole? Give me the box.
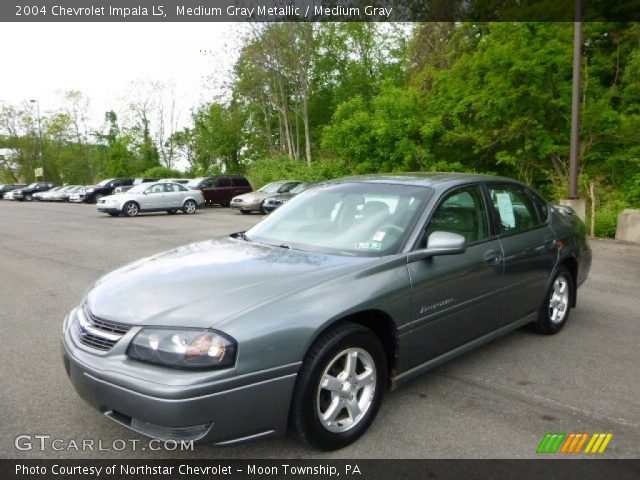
[561,0,586,220]
[568,0,582,199]
[30,99,45,180]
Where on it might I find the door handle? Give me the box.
[483,249,502,265]
[544,236,557,250]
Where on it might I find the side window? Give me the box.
[216,177,230,187]
[426,186,489,245]
[531,191,549,222]
[169,183,186,192]
[233,177,250,187]
[205,179,216,188]
[148,183,166,193]
[488,184,541,234]
[279,182,299,193]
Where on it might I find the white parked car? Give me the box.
[97,181,204,217]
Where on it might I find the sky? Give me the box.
[0,22,246,131]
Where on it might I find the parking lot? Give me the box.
[1,200,638,459]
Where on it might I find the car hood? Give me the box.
[235,191,272,202]
[86,237,370,328]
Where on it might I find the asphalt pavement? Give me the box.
[0,200,638,458]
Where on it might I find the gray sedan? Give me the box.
[96,181,204,217]
[230,180,301,214]
[62,173,591,449]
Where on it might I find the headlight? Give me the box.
[87,188,94,193]
[127,328,237,370]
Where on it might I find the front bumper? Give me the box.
[61,310,297,445]
[230,201,261,212]
[97,205,122,214]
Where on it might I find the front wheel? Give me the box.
[240,210,251,215]
[531,267,573,334]
[123,201,139,217]
[183,200,197,214]
[24,194,33,201]
[290,322,387,450]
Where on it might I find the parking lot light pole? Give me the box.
[561,0,586,220]
[30,99,45,180]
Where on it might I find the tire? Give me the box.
[94,194,103,204]
[531,266,573,334]
[166,209,177,214]
[24,194,33,201]
[259,203,267,215]
[290,322,387,450]
[183,200,197,215]
[240,210,251,215]
[123,201,139,217]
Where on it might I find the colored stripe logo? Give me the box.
[537,433,613,454]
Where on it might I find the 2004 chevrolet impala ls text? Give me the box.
[61,173,591,450]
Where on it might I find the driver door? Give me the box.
[141,183,167,209]
[405,185,505,368]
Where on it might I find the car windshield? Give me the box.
[25,183,37,188]
[290,182,312,194]
[246,183,433,256]
[95,179,113,187]
[127,183,151,194]
[189,177,204,188]
[258,182,284,193]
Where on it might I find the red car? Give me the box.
[188,175,252,207]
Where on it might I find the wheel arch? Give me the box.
[309,309,399,384]
[559,256,578,307]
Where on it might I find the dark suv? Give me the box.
[0,183,27,199]
[188,174,252,206]
[83,178,134,203]
[13,182,55,201]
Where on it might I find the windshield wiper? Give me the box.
[231,232,252,242]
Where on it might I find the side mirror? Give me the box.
[407,231,467,263]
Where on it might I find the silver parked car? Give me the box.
[63,173,591,449]
[230,180,302,214]
[96,181,204,217]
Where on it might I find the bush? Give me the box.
[141,166,184,179]
[595,199,631,238]
[246,156,350,189]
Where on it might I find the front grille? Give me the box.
[77,306,131,351]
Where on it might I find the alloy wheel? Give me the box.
[316,347,376,433]
[184,201,196,214]
[124,202,138,217]
[549,275,570,324]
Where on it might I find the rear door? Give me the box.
[164,183,186,208]
[407,184,505,365]
[486,183,558,325]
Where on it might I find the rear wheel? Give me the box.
[183,200,197,214]
[123,201,139,217]
[24,193,33,201]
[290,322,387,450]
[531,267,573,334]
[240,210,251,215]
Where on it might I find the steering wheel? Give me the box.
[378,224,404,236]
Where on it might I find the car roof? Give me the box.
[330,172,521,190]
